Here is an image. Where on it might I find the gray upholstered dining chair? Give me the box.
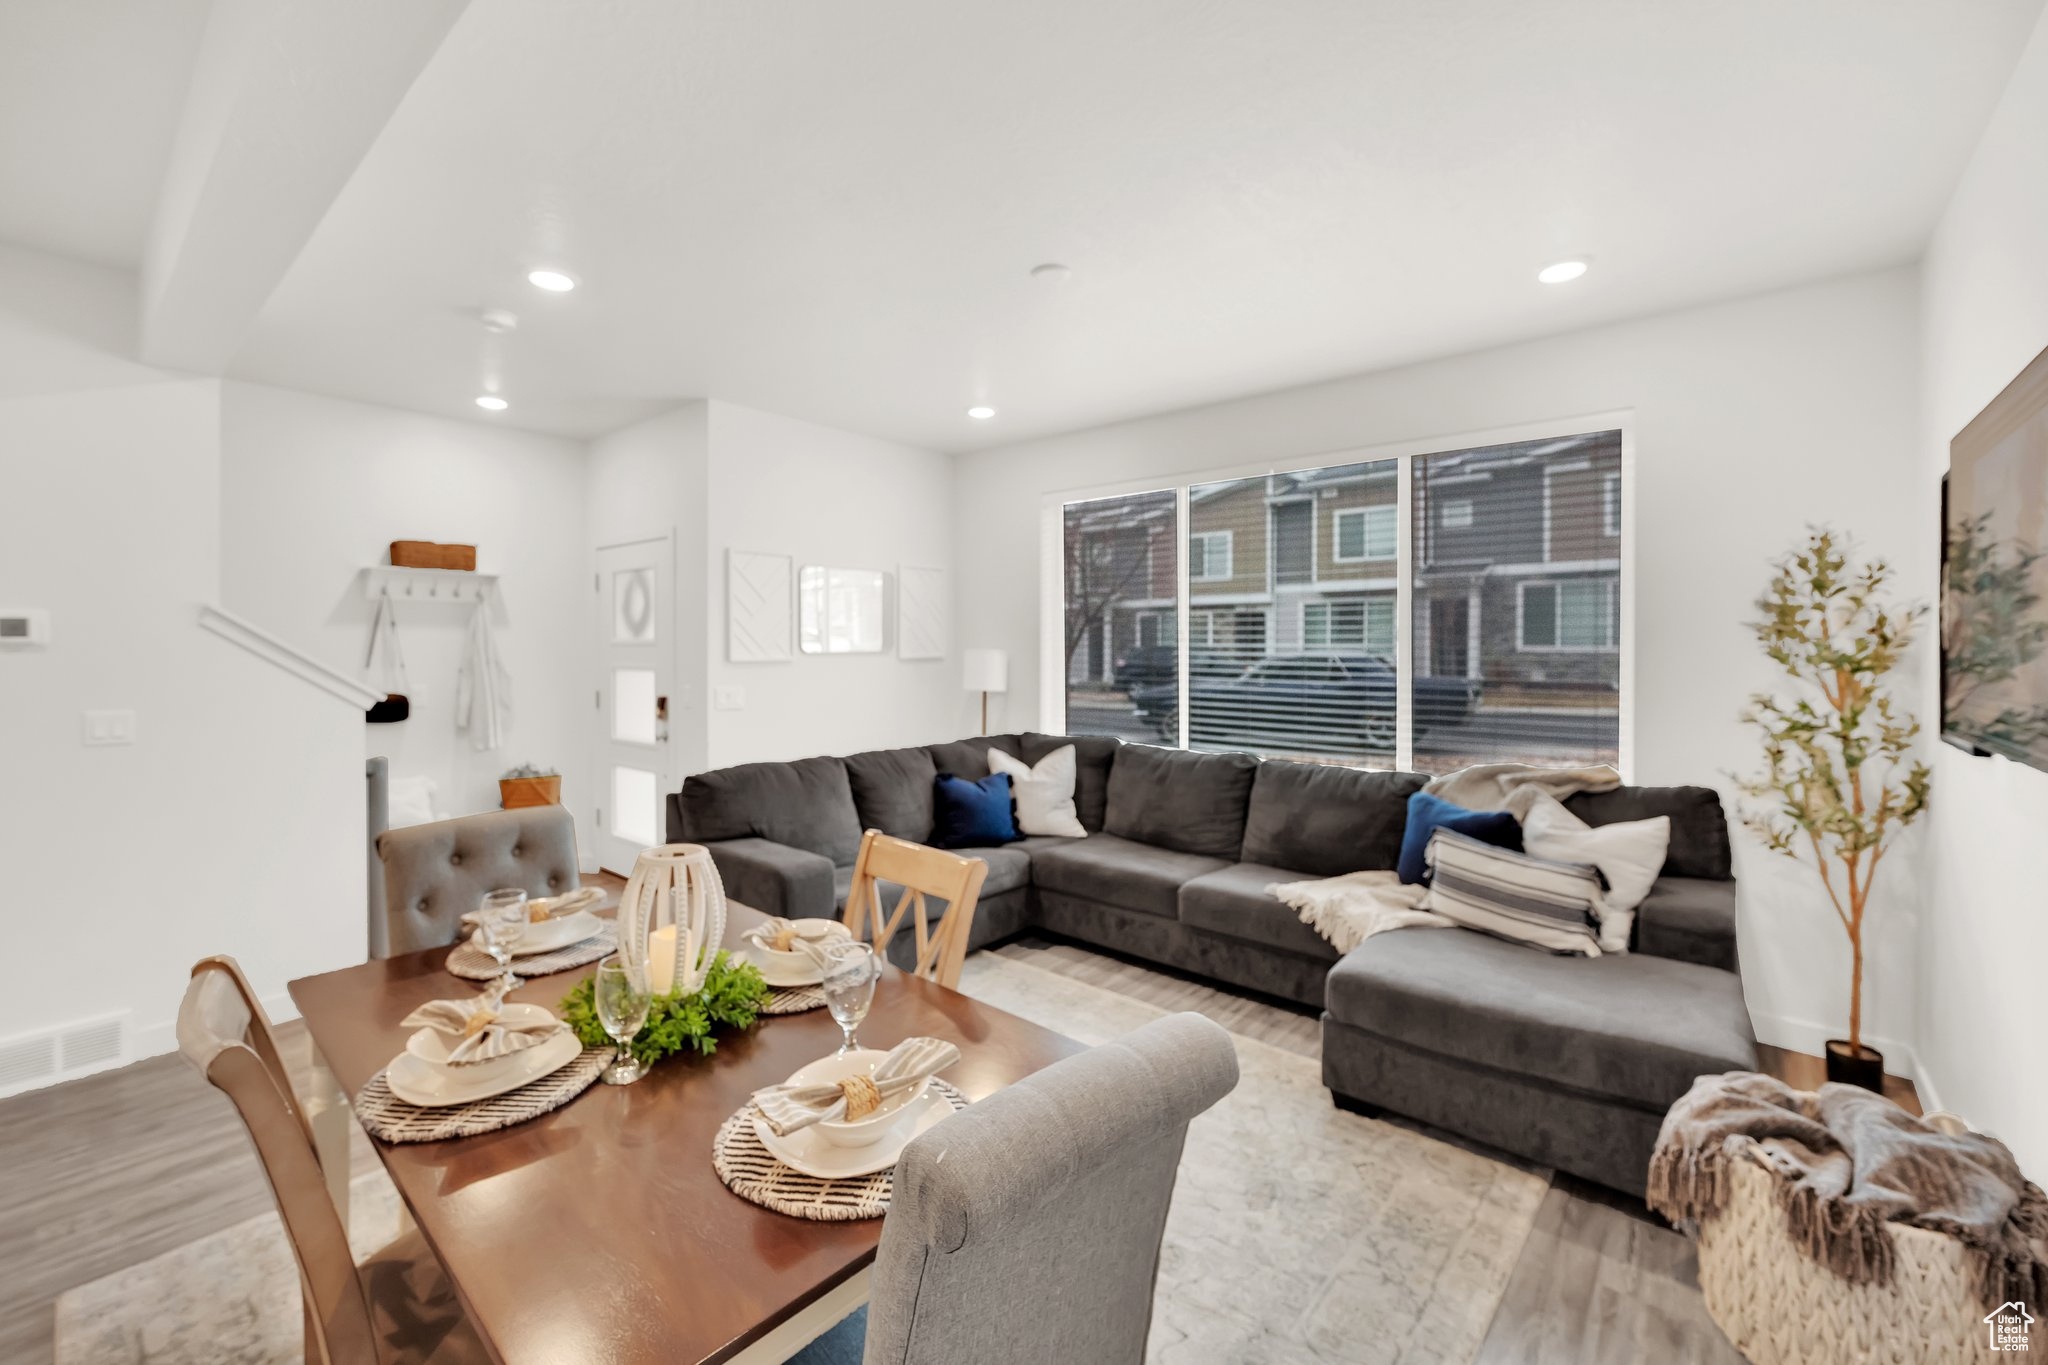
[792,1011,1239,1365]
[177,956,487,1364]
[373,805,582,959]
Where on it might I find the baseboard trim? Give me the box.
[1749,1010,1918,1080]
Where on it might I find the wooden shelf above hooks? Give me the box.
[363,565,498,604]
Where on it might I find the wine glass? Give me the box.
[820,942,878,1056]
[594,954,652,1085]
[476,888,529,993]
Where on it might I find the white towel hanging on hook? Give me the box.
[455,589,512,751]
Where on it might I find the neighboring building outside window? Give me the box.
[1189,530,1233,581]
[1333,504,1397,561]
[1057,428,1623,772]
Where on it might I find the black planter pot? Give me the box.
[1825,1039,1886,1091]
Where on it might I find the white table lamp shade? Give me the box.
[962,648,1009,694]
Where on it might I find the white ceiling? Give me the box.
[8,1,2044,451]
[0,0,211,269]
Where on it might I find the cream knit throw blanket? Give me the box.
[1648,1072,2048,1311]
[1268,762,1621,954]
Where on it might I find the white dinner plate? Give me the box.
[752,1089,956,1178]
[733,947,824,989]
[385,1028,582,1107]
[404,1003,561,1065]
[508,909,602,956]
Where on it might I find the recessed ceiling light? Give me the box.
[967,405,997,420]
[475,395,508,411]
[1030,263,1072,283]
[527,269,577,292]
[1538,258,1589,284]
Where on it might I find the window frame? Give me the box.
[1039,411,1635,778]
[1188,529,1233,583]
[1515,577,1617,653]
[1332,503,1397,563]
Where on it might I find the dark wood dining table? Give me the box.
[288,901,1083,1364]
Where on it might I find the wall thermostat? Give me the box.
[0,609,51,647]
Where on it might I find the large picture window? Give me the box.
[1054,427,1625,773]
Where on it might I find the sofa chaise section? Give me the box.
[1319,784,1756,1195]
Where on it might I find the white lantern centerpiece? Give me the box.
[617,844,728,996]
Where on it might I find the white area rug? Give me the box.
[54,1172,403,1365]
[957,955,1548,1365]
[56,956,1546,1365]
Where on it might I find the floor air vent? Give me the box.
[0,1014,130,1099]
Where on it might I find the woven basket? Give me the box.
[1696,1119,1984,1365]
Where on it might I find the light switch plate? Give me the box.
[713,685,746,711]
[83,710,136,746]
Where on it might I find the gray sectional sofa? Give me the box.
[668,732,1758,1195]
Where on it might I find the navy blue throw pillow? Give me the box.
[1396,791,1522,884]
[932,772,1019,848]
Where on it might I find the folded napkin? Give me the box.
[402,995,565,1066]
[743,916,852,968]
[752,1036,960,1136]
[459,885,605,930]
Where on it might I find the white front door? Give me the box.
[593,536,674,875]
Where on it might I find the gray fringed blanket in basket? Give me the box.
[1647,1072,2048,1311]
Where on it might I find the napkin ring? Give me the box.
[838,1074,881,1121]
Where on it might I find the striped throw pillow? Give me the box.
[1421,828,1606,957]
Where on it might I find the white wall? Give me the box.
[1917,9,2048,1171]
[701,400,959,766]
[953,267,1928,1066]
[0,245,363,1066]
[220,381,592,851]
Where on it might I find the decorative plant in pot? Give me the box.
[1734,527,1930,1090]
[499,763,561,809]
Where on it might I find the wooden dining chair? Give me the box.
[788,1011,1240,1364]
[838,829,989,989]
[176,956,488,1365]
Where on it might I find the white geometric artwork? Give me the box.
[898,565,948,660]
[727,550,793,663]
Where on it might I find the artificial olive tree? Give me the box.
[1734,528,1930,1057]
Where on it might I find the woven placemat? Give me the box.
[446,922,617,981]
[354,1045,615,1143]
[760,983,828,1015]
[713,1080,968,1220]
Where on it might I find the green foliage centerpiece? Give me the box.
[561,951,769,1066]
[1733,527,1930,1089]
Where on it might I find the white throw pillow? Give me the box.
[987,745,1087,839]
[1520,793,1669,953]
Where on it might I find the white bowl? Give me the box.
[750,922,851,977]
[786,1049,932,1149]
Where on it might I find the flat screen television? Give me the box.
[1942,341,2048,770]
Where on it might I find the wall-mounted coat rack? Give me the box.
[362,565,499,604]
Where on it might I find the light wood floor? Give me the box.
[1,921,1909,1365]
